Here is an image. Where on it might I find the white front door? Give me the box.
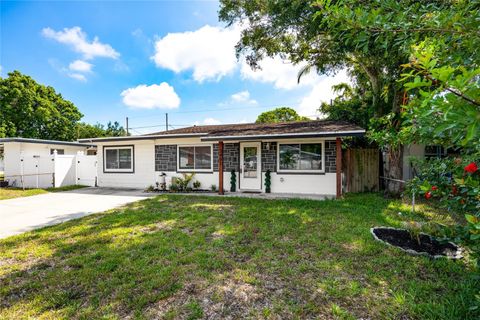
[240,142,261,191]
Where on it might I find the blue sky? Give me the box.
[1,0,347,134]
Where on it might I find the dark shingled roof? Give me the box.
[145,120,364,140]
[78,120,364,142]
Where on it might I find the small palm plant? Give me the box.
[176,173,195,191]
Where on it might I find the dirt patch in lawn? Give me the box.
[146,278,270,319]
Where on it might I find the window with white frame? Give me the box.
[178,145,212,171]
[278,142,323,172]
[104,146,134,172]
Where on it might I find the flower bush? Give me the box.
[407,155,480,267]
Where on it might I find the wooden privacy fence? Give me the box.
[344,148,380,193]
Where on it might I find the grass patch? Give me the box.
[44,185,88,193]
[0,194,477,319]
[0,185,88,200]
[0,188,47,200]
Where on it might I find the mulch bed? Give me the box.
[371,227,462,259]
[146,189,216,194]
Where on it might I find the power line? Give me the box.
[129,124,193,130]
[128,115,324,131]
[127,101,304,120]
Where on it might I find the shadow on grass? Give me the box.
[0,194,478,319]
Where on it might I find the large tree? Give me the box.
[0,71,83,141]
[75,121,127,139]
[319,81,373,129]
[0,71,127,140]
[256,107,309,123]
[220,0,478,193]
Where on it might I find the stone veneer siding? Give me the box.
[261,142,277,172]
[155,145,177,172]
[155,140,337,173]
[213,143,240,172]
[325,140,336,173]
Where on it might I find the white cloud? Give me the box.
[230,90,257,105]
[231,90,249,102]
[240,55,351,118]
[131,28,143,37]
[149,24,349,118]
[42,26,119,60]
[113,61,130,73]
[152,24,240,82]
[240,56,319,90]
[121,83,180,109]
[203,118,222,125]
[68,73,87,82]
[69,60,93,73]
[297,70,351,118]
[193,118,223,126]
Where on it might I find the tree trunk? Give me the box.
[385,145,403,195]
[358,61,383,116]
[358,60,405,196]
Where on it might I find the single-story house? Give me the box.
[0,138,96,188]
[79,120,365,197]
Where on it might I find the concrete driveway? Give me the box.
[0,187,153,239]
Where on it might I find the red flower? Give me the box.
[464,162,478,173]
[425,191,432,200]
[431,186,438,191]
[452,185,458,195]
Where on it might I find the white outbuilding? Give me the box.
[0,138,96,189]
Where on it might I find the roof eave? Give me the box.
[0,138,96,148]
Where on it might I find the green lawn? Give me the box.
[0,185,87,200]
[0,194,477,319]
[0,188,48,200]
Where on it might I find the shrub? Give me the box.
[265,170,271,193]
[230,169,236,192]
[211,184,217,192]
[406,155,479,267]
[175,173,195,192]
[193,181,201,189]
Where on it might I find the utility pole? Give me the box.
[126,117,129,136]
[165,113,168,131]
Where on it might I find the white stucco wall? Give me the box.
[96,140,156,189]
[3,141,88,188]
[267,172,336,195]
